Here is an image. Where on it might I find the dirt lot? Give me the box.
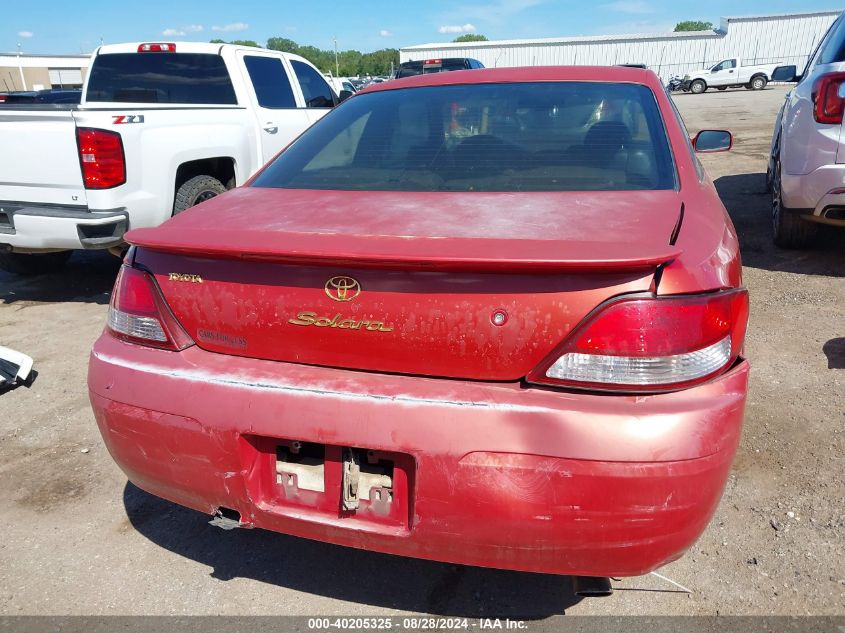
[0,86,843,619]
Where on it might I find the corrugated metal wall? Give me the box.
[400,11,839,81]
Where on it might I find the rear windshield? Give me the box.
[396,59,471,78]
[86,53,237,104]
[251,81,676,192]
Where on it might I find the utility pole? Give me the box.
[17,42,26,91]
[333,37,339,77]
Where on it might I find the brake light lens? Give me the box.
[528,290,749,392]
[138,43,176,52]
[812,72,845,124]
[107,266,193,351]
[77,128,126,189]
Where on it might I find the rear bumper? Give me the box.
[0,203,127,251]
[781,163,845,224]
[88,334,749,577]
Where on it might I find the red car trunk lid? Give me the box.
[129,188,682,380]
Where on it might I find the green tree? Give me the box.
[452,34,488,42]
[673,21,714,31]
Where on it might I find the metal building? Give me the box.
[0,53,90,93]
[400,10,840,81]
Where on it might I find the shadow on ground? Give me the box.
[714,173,845,278]
[0,250,120,305]
[823,338,845,369]
[123,482,582,618]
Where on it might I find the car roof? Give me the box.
[364,65,661,92]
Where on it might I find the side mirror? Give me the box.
[338,89,353,103]
[772,65,798,82]
[693,130,733,153]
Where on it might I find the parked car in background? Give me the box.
[89,66,748,586]
[394,58,484,79]
[0,89,82,104]
[682,57,782,93]
[0,41,338,274]
[767,10,845,247]
[324,75,357,98]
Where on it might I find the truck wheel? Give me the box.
[690,80,706,94]
[0,251,72,275]
[751,76,767,90]
[173,175,227,215]
[772,159,817,248]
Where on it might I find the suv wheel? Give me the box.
[0,251,72,275]
[173,175,227,215]
[690,79,706,94]
[751,76,767,90]
[772,159,818,248]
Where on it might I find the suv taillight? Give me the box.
[107,266,193,351]
[528,290,749,393]
[812,72,845,124]
[77,128,126,189]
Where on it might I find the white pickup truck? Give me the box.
[0,41,340,274]
[681,57,782,94]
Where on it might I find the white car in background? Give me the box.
[0,42,338,274]
[682,57,781,94]
[768,10,845,247]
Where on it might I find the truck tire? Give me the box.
[0,250,72,275]
[750,75,767,90]
[173,175,227,215]
[771,159,818,248]
[690,79,707,94]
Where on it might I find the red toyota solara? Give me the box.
[89,66,749,582]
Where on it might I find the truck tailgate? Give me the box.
[0,108,86,206]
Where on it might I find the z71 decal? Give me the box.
[112,115,145,124]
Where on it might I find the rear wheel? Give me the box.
[173,175,227,215]
[772,159,818,248]
[0,250,72,275]
[750,76,767,90]
[690,80,706,94]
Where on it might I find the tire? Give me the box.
[717,86,728,91]
[173,175,227,215]
[750,76,767,90]
[771,159,818,248]
[0,250,72,275]
[690,79,707,94]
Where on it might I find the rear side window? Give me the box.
[291,60,335,108]
[816,16,845,65]
[252,81,677,192]
[86,53,236,104]
[244,55,296,108]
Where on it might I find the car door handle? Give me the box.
[729,70,734,73]
[263,123,278,134]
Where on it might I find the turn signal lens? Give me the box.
[77,128,126,189]
[107,266,193,350]
[528,290,748,392]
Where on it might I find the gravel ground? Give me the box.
[0,86,843,619]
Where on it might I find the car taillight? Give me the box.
[812,72,845,124]
[77,128,126,189]
[107,266,193,351]
[528,289,749,393]
[137,43,176,52]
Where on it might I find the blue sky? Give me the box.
[3,0,840,55]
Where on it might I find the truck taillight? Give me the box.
[528,290,749,393]
[138,43,176,52]
[812,72,845,124]
[107,266,194,351]
[77,128,126,189]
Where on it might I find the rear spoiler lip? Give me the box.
[126,229,681,273]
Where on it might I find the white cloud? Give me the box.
[212,22,249,32]
[601,1,654,14]
[379,29,393,37]
[438,23,476,34]
[162,28,186,36]
[184,24,204,33]
[17,31,34,38]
